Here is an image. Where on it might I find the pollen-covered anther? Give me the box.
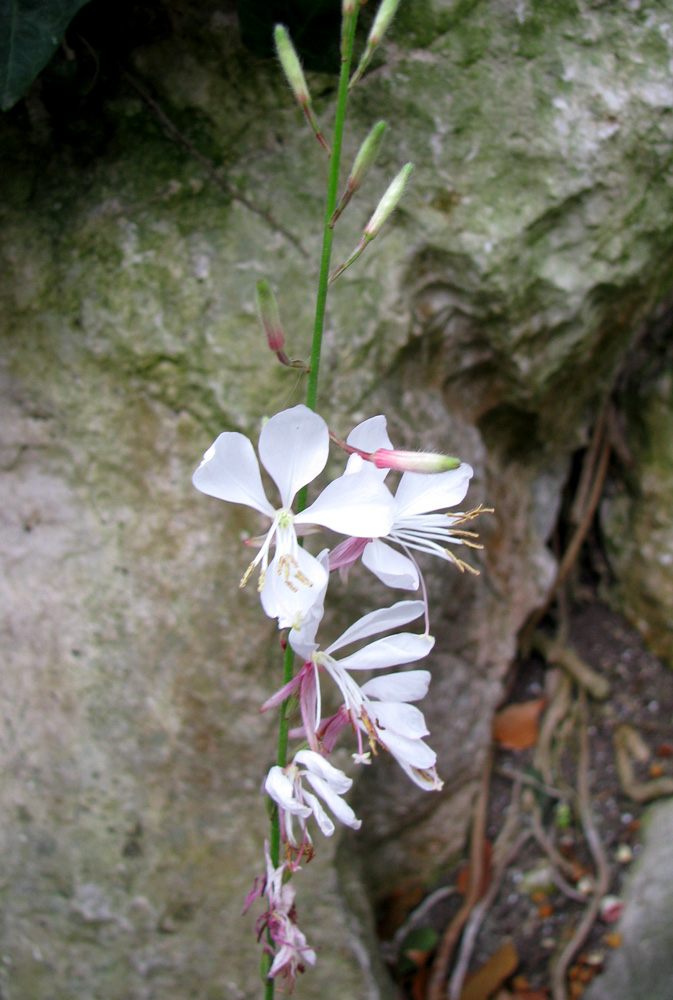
[445,549,480,575]
[447,528,484,550]
[452,504,494,524]
[361,711,381,755]
[277,554,296,583]
[276,553,314,593]
[240,562,256,589]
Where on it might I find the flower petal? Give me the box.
[336,632,434,671]
[377,729,437,768]
[370,701,429,739]
[398,761,444,791]
[346,415,393,454]
[393,463,473,518]
[362,538,419,590]
[297,470,395,537]
[192,433,275,517]
[303,777,361,830]
[361,669,431,703]
[258,406,329,508]
[264,767,312,817]
[301,791,336,837]
[260,546,328,629]
[326,600,425,654]
[294,750,352,793]
[287,549,330,657]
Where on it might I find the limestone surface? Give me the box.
[2,1,673,996]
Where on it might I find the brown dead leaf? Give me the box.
[459,939,519,1000]
[493,699,546,750]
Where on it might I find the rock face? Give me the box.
[2,1,673,996]
[583,799,673,1000]
[601,332,673,665]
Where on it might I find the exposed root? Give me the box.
[615,724,673,802]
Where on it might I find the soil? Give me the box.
[381,598,673,1000]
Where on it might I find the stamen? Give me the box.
[444,548,481,575]
[239,561,256,589]
[276,553,313,593]
[361,711,380,755]
[451,504,494,525]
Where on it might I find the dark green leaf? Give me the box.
[1,0,94,110]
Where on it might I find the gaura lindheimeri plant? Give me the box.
[191,1,490,995]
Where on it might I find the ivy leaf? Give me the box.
[0,0,94,110]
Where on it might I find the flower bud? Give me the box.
[330,121,387,227]
[349,0,402,88]
[350,120,387,192]
[371,448,461,473]
[364,162,413,237]
[274,25,309,107]
[368,0,402,45]
[274,24,330,154]
[256,279,284,352]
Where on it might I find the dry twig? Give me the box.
[550,692,610,1000]
[614,724,673,802]
[427,750,493,1000]
[531,631,610,701]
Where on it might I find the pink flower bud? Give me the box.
[372,448,461,473]
[256,279,285,353]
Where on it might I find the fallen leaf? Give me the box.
[459,939,519,1000]
[493,699,546,750]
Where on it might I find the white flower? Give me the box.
[265,749,361,852]
[360,671,444,790]
[330,415,482,591]
[276,598,436,764]
[192,405,396,627]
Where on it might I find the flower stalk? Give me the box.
[190,5,492,995]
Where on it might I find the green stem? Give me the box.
[265,14,359,999]
[304,10,359,417]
